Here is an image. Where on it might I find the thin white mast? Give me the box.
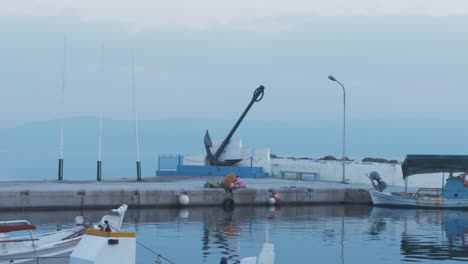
[132,50,140,162]
[97,43,104,181]
[58,34,67,180]
[99,43,104,162]
[132,49,142,181]
[60,35,67,160]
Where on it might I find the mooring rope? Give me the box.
[136,240,176,264]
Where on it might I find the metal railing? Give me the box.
[413,188,443,199]
[157,154,183,171]
[0,256,69,264]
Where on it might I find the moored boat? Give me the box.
[69,229,136,264]
[369,155,468,208]
[0,204,127,264]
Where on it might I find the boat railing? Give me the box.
[413,188,443,200]
[0,238,39,242]
[0,256,69,263]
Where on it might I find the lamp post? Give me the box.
[328,75,346,183]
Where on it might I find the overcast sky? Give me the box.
[1,1,468,128]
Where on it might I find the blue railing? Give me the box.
[157,154,183,171]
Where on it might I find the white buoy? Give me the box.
[268,197,276,206]
[74,216,84,225]
[178,193,190,206]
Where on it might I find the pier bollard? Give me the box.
[58,158,64,180]
[97,160,102,181]
[136,161,141,181]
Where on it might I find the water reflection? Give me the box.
[370,207,468,262]
[0,205,372,264]
[202,210,241,263]
[7,205,468,263]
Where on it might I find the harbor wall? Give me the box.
[0,185,370,211]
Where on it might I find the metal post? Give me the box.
[97,43,104,182]
[251,155,254,178]
[58,35,67,181]
[328,75,346,184]
[405,177,408,193]
[58,158,63,181]
[131,50,142,182]
[136,161,141,181]
[97,160,102,181]
[342,84,346,183]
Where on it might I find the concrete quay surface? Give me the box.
[0,176,382,211]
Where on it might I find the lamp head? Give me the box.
[328,75,337,82]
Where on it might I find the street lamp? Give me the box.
[328,75,347,184]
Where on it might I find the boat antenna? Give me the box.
[132,49,142,181]
[97,43,104,181]
[58,34,67,181]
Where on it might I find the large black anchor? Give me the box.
[204,85,265,166]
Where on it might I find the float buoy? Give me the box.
[74,216,84,225]
[178,193,190,206]
[268,197,276,205]
[268,193,280,206]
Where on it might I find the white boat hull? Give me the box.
[0,228,83,264]
[1,204,128,264]
[369,190,468,208]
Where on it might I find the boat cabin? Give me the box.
[402,155,468,200]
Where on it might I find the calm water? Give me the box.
[2,205,468,264]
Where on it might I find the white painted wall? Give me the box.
[181,138,445,188]
[181,148,271,174]
[212,138,243,161]
[270,158,445,188]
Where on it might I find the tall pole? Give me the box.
[132,50,142,181]
[328,75,346,183]
[97,43,104,181]
[58,35,67,181]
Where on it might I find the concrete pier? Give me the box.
[0,177,378,210]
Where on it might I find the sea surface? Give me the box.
[1,205,468,264]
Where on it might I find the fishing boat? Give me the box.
[0,204,127,264]
[369,155,468,208]
[69,228,136,264]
